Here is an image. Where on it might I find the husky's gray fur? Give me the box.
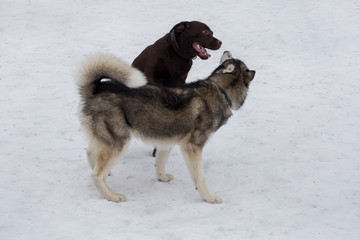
[77,51,255,203]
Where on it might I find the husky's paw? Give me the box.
[106,193,127,202]
[157,173,174,182]
[204,195,222,204]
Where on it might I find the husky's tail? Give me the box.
[76,53,146,102]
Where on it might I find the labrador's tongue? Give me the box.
[193,42,211,58]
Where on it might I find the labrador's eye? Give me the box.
[202,30,210,35]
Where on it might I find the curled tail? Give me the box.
[76,53,146,102]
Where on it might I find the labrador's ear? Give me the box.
[172,21,191,33]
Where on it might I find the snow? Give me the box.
[1,0,359,239]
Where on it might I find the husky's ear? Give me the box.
[222,64,235,74]
[220,51,232,64]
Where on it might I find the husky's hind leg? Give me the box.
[87,140,113,176]
[155,147,174,182]
[91,141,129,202]
[86,140,97,170]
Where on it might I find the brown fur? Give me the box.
[132,21,222,104]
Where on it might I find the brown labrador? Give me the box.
[132,21,222,105]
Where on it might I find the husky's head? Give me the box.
[218,51,256,87]
[213,51,256,109]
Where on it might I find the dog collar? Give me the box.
[220,88,232,108]
[170,30,195,60]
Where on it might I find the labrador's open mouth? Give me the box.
[193,42,211,59]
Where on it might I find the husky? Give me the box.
[77,51,255,203]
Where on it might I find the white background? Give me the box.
[1,0,359,239]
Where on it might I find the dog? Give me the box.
[133,21,222,157]
[77,51,255,203]
[132,21,222,105]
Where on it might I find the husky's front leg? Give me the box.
[155,147,174,182]
[180,143,222,203]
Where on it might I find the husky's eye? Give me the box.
[246,69,249,72]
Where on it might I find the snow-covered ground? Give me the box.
[1,0,359,239]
